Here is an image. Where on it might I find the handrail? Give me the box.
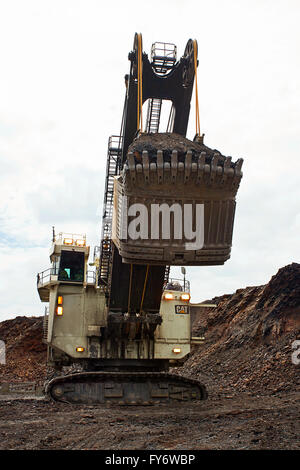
[164,277,190,292]
[37,267,96,287]
[151,42,177,60]
[54,232,86,243]
[86,270,96,284]
[37,267,58,286]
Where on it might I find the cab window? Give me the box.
[58,251,84,282]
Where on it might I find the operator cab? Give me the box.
[37,232,92,302]
[58,250,84,282]
[50,233,88,284]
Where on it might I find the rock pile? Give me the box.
[178,263,300,397]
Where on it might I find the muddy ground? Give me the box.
[0,391,298,450]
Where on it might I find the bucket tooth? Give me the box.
[204,163,210,174]
[197,152,206,184]
[217,165,223,176]
[164,161,171,172]
[228,167,234,178]
[150,162,157,173]
[171,150,178,183]
[178,161,184,173]
[128,152,136,182]
[185,150,192,182]
[157,150,164,184]
[222,156,232,185]
[235,158,244,175]
[233,158,244,188]
[142,150,149,182]
[210,153,218,184]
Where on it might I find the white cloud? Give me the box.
[0,0,300,319]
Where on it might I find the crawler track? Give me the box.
[45,371,207,405]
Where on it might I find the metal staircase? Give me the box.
[164,265,170,284]
[43,306,49,342]
[98,136,122,284]
[145,98,162,133]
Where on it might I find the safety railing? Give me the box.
[86,270,96,284]
[37,267,96,286]
[37,267,58,287]
[164,277,190,292]
[93,245,100,260]
[151,42,177,59]
[151,42,177,75]
[53,232,86,247]
[108,135,123,157]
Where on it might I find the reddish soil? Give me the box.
[0,316,46,384]
[177,263,300,399]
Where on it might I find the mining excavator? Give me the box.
[37,34,243,404]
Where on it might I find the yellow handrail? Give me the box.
[193,39,200,136]
[137,33,143,131]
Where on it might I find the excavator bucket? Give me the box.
[112,133,243,266]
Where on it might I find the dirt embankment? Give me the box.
[177,263,300,398]
[0,316,46,383]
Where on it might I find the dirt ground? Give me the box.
[0,391,298,450]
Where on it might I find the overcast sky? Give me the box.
[0,0,299,321]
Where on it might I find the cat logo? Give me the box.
[175,305,189,314]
